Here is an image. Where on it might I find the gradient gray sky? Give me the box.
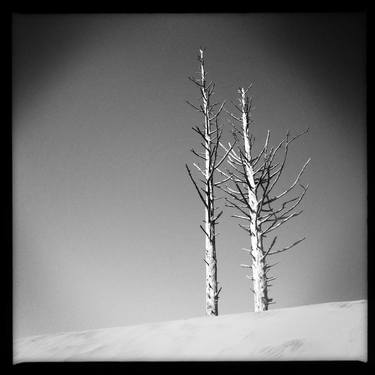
[13,13,366,339]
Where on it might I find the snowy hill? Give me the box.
[14,299,366,362]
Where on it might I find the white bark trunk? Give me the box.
[201,49,218,316]
[240,88,268,312]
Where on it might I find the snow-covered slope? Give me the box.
[14,299,367,362]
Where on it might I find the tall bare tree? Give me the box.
[219,86,310,312]
[185,49,234,316]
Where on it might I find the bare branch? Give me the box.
[261,129,310,200]
[278,184,309,218]
[235,182,256,214]
[230,100,243,114]
[214,174,232,187]
[257,134,290,195]
[190,148,206,161]
[213,140,237,171]
[206,80,214,92]
[227,186,243,196]
[209,122,223,136]
[262,236,277,259]
[238,223,255,236]
[215,286,222,298]
[200,141,211,154]
[223,188,249,208]
[263,210,303,234]
[220,186,249,207]
[192,126,209,143]
[252,130,270,165]
[224,109,242,122]
[186,164,208,209]
[200,224,211,239]
[265,262,279,270]
[224,198,252,219]
[188,76,204,88]
[232,214,251,221]
[259,183,308,223]
[209,101,226,121]
[267,237,306,256]
[266,276,277,282]
[212,210,223,223]
[241,83,253,95]
[264,158,311,205]
[193,162,206,176]
[186,100,203,112]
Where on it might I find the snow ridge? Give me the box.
[14,299,367,362]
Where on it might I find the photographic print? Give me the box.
[13,13,366,362]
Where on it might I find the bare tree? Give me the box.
[185,49,235,316]
[219,86,310,312]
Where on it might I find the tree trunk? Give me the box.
[240,88,269,312]
[201,50,218,316]
[252,234,269,312]
[187,49,230,316]
[224,86,309,312]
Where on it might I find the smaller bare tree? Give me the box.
[185,48,235,316]
[218,86,310,312]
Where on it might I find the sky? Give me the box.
[13,13,366,339]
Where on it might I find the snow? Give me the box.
[14,299,367,362]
